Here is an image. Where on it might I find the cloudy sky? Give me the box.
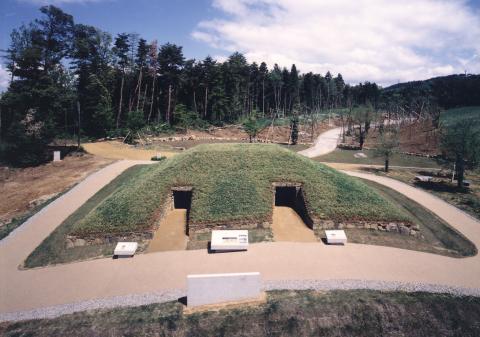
[1,0,479,91]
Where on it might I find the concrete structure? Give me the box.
[53,151,61,162]
[187,272,261,307]
[211,230,249,251]
[325,230,347,244]
[113,242,138,256]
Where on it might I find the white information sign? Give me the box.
[325,230,347,244]
[211,230,249,251]
[114,242,138,256]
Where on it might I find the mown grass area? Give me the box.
[71,143,410,237]
[345,179,476,257]
[315,148,442,168]
[24,165,150,268]
[371,167,480,220]
[2,290,480,337]
[279,143,310,152]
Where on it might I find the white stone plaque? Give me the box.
[211,230,249,251]
[325,230,347,244]
[53,151,61,162]
[187,272,261,307]
[114,242,138,256]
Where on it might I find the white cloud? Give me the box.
[193,0,480,85]
[0,65,10,93]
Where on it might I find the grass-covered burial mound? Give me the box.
[71,144,410,237]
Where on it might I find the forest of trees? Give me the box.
[0,6,381,165]
[0,6,478,166]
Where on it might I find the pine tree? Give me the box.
[290,116,299,145]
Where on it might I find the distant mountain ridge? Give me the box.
[382,74,480,109]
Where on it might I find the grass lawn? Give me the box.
[343,179,476,257]
[24,165,150,268]
[315,148,443,168]
[368,168,480,221]
[2,290,480,337]
[72,144,410,237]
[279,143,310,152]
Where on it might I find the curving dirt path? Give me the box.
[298,127,341,158]
[1,154,480,318]
[83,141,177,160]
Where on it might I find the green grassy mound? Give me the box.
[71,144,410,236]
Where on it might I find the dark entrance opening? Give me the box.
[172,189,192,235]
[274,186,313,229]
[173,190,192,209]
[275,186,297,207]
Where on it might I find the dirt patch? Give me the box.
[147,209,188,253]
[271,206,317,242]
[0,154,112,226]
[365,120,440,155]
[83,141,177,160]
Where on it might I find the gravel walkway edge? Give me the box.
[2,279,479,323]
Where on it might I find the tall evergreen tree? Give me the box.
[113,33,130,128]
[158,43,185,123]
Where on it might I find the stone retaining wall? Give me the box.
[314,220,420,236]
[189,220,272,234]
[66,231,154,248]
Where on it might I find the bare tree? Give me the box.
[441,120,480,187]
[374,126,399,172]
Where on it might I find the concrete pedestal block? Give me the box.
[325,230,347,244]
[187,272,261,307]
[211,230,249,251]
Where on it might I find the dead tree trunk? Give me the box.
[135,69,143,112]
[204,86,208,118]
[116,74,125,128]
[166,84,172,124]
[147,76,156,123]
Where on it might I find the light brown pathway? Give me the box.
[272,206,317,242]
[83,141,176,160]
[1,160,480,316]
[147,209,188,253]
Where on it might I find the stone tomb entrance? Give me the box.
[272,183,316,242]
[173,189,192,210]
[147,187,192,252]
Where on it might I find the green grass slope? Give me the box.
[71,144,410,236]
[3,290,480,337]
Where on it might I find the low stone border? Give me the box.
[2,279,479,323]
[314,221,419,236]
